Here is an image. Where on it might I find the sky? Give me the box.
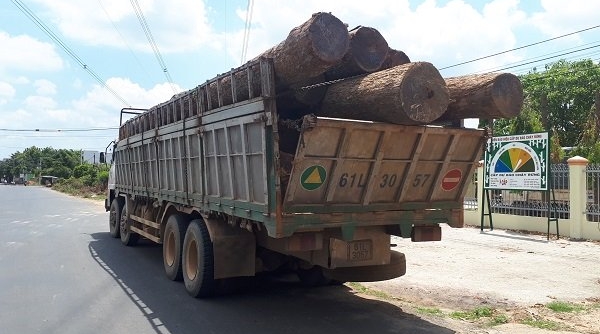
[1,0,599,159]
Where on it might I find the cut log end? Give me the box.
[308,12,351,64]
[380,49,410,70]
[400,62,449,123]
[491,73,524,118]
[438,72,524,122]
[348,26,389,72]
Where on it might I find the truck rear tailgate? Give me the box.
[283,116,485,213]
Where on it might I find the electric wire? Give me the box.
[439,23,600,71]
[240,0,254,64]
[474,40,600,74]
[0,127,118,132]
[96,0,153,82]
[130,0,178,95]
[11,0,131,106]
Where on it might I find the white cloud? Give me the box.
[70,77,182,128]
[531,0,600,36]
[0,32,63,73]
[32,0,217,53]
[24,95,57,110]
[0,82,16,105]
[34,79,57,96]
[232,0,526,75]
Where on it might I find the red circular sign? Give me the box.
[441,169,462,191]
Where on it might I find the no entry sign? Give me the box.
[441,169,462,191]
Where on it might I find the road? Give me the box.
[0,185,454,334]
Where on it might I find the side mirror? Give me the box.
[99,152,106,163]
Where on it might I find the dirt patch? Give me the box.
[361,225,600,333]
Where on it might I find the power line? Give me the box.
[130,0,178,95]
[96,0,153,81]
[240,0,255,64]
[11,0,131,106]
[439,23,600,71]
[475,40,600,75]
[0,127,118,132]
[493,44,600,73]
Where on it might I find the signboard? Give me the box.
[484,132,549,191]
[441,169,462,191]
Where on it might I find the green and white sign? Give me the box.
[484,132,549,191]
[300,165,326,191]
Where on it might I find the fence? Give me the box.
[464,156,600,241]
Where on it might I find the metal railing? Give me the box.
[585,164,600,222]
[464,164,570,218]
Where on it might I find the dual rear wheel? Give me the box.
[163,217,215,297]
[109,198,216,297]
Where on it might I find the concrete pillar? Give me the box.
[567,156,589,239]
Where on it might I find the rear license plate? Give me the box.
[347,240,373,261]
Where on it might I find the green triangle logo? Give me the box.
[300,165,326,191]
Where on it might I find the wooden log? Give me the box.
[325,26,389,80]
[435,73,523,121]
[380,48,410,70]
[318,62,449,125]
[259,12,350,88]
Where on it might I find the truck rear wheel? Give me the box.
[120,204,139,246]
[182,219,215,298]
[163,214,187,281]
[109,198,122,238]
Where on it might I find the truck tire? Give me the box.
[182,219,215,298]
[120,204,139,246]
[109,198,122,238]
[163,214,187,281]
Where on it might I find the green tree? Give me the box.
[520,59,600,147]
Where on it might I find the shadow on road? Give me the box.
[89,232,454,334]
[480,229,551,243]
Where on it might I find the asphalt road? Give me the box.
[0,185,453,334]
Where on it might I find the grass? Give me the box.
[521,318,562,331]
[546,301,586,313]
[349,286,510,327]
[347,282,393,300]
[489,314,509,326]
[449,306,494,321]
[416,307,444,316]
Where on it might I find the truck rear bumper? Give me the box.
[323,250,406,282]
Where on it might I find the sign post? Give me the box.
[482,132,556,237]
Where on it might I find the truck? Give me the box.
[105,58,486,297]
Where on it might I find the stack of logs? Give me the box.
[252,12,523,128]
[211,12,522,158]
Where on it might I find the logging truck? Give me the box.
[104,57,487,297]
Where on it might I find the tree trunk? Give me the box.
[318,62,449,125]
[257,12,349,89]
[435,73,523,122]
[325,26,389,80]
[380,48,410,70]
[540,94,549,130]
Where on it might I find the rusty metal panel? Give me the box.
[283,116,485,212]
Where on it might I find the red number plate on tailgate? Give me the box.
[347,240,373,261]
